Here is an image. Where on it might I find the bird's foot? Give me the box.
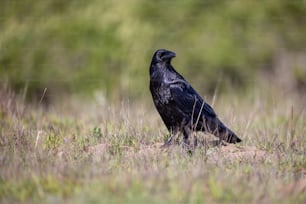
[218,140,228,146]
[181,141,195,155]
[161,135,174,148]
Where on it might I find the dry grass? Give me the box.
[0,85,305,204]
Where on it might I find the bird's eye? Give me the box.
[159,52,167,59]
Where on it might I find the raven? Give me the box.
[149,49,241,148]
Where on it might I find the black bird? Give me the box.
[149,49,242,148]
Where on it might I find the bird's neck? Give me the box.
[150,62,169,75]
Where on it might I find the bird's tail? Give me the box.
[221,127,242,144]
[205,118,242,144]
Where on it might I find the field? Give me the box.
[1,1,306,203]
[0,84,305,204]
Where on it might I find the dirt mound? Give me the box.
[206,144,270,163]
[85,142,270,163]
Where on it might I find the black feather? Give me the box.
[149,49,242,146]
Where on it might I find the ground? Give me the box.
[0,87,305,204]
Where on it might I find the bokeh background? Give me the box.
[1,2,306,203]
[1,0,306,103]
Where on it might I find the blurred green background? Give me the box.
[1,0,306,102]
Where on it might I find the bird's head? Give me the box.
[152,49,176,64]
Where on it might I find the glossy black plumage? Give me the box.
[149,49,241,147]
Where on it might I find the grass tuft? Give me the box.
[0,85,305,203]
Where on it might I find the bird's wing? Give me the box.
[165,79,217,118]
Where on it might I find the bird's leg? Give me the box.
[182,126,192,150]
[193,134,198,148]
[189,132,198,149]
[161,129,178,148]
[183,126,199,151]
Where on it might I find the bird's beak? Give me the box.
[162,51,176,61]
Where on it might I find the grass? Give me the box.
[0,85,305,204]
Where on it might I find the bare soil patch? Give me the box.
[85,142,271,163]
